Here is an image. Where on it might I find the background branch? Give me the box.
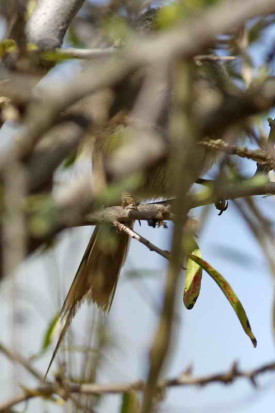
[200,139,275,170]
[26,0,85,49]
[2,360,275,410]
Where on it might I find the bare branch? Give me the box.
[26,0,85,49]
[114,221,174,263]
[189,180,275,209]
[54,47,116,59]
[199,139,275,170]
[53,48,236,62]
[26,178,275,256]
[0,71,40,106]
[26,118,89,194]
[2,360,275,410]
[58,176,273,224]
[2,159,27,277]
[85,203,174,225]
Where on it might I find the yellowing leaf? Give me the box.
[189,255,257,347]
[184,244,202,309]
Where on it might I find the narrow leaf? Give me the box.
[189,255,257,347]
[41,313,60,351]
[30,313,61,361]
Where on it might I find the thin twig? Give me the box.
[113,221,176,264]
[55,47,116,59]
[0,342,44,382]
[195,54,236,62]
[52,48,236,62]
[200,139,275,170]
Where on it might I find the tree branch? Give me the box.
[26,117,89,194]
[26,0,85,49]
[199,139,275,170]
[54,47,116,59]
[114,221,175,263]
[51,48,236,62]
[25,178,275,257]
[2,360,275,410]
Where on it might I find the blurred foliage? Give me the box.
[120,391,140,413]
[156,0,220,29]
[0,38,17,56]
[103,15,131,44]
[94,173,143,206]
[67,25,85,48]
[63,150,78,168]
[27,195,58,237]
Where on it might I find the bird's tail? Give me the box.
[45,222,132,378]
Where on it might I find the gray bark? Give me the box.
[26,0,85,49]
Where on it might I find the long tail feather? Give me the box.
[45,222,132,378]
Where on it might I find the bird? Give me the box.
[45,10,235,378]
[45,120,217,378]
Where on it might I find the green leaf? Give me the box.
[184,243,202,309]
[29,313,60,360]
[189,255,257,347]
[63,151,77,168]
[120,391,140,413]
[0,39,17,57]
[103,16,130,44]
[27,194,58,237]
[41,313,60,351]
[67,26,85,48]
[40,50,73,63]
